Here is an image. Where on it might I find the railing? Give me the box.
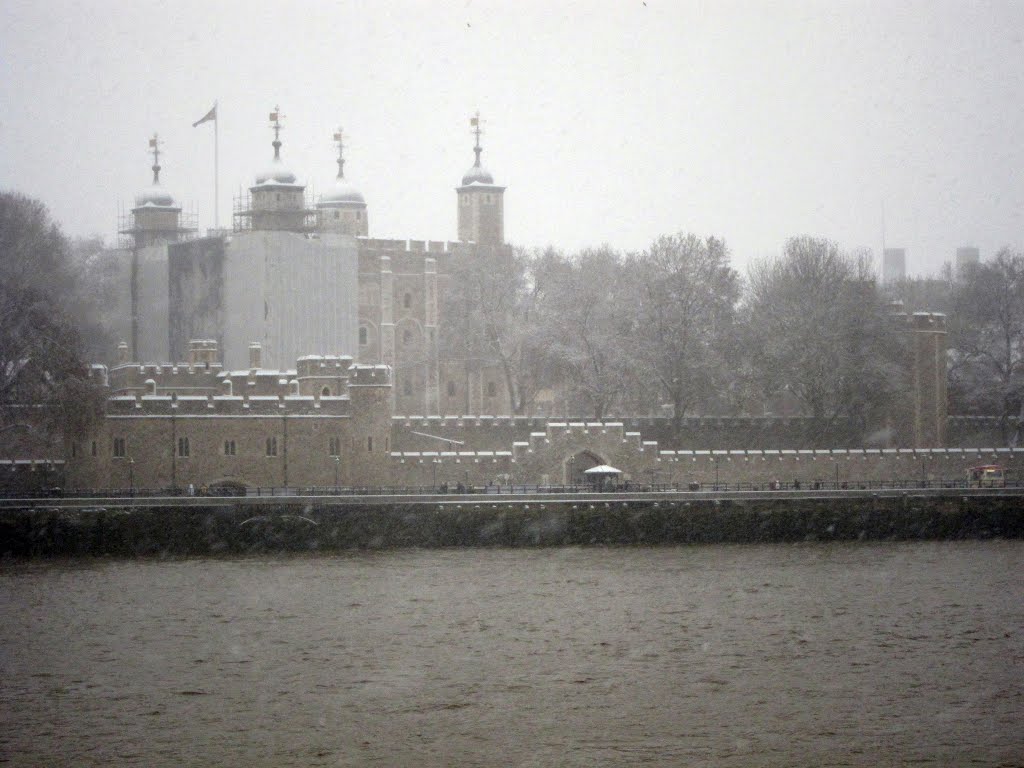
[4,478,1024,500]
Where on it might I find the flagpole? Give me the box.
[214,100,219,231]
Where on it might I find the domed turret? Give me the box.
[461,160,494,186]
[133,134,178,209]
[254,160,298,186]
[455,112,505,246]
[316,127,368,236]
[122,133,186,251]
[134,184,176,208]
[237,107,311,232]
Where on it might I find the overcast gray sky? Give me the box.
[1,0,1021,275]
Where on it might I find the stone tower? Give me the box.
[317,127,368,236]
[240,107,311,232]
[121,134,193,361]
[908,312,948,448]
[124,134,186,248]
[456,113,505,246]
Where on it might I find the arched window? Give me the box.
[321,386,331,397]
[403,293,411,309]
[359,327,368,346]
[486,381,497,398]
[403,329,412,344]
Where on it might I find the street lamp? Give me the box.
[334,455,340,491]
[432,458,441,488]
[128,457,135,496]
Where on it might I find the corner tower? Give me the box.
[316,127,368,236]
[456,112,505,246]
[121,134,190,248]
[236,106,312,232]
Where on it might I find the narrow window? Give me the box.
[356,211,362,221]
[266,437,278,457]
[487,381,497,397]
[447,381,456,397]
[276,193,281,201]
[359,327,368,345]
[113,437,126,458]
[91,441,98,457]
[403,329,412,344]
[177,437,190,457]
[334,210,340,220]
[462,195,469,206]
[403,379,412,396]
[223,440,236,456]
[71,443,77,458]
[329,437,340,456]
[403,293,411,309]
[367,436,373,452]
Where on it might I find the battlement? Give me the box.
[358,237,456,255]
[349,364,392,386]
[296,354,354,377]
[106,393,352,417]
[910,312,947,332]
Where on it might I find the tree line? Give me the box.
[443,234,1024,446]
[1,190,1021,448]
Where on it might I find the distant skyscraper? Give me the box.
[955,246,980,274]
[883,248,906,282]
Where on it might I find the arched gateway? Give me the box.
[564,450,605,486]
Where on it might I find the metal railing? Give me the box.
[3,478,1023,500]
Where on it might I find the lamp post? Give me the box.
[128,457,135,496]
[714,459,719,491]
[432,458,440,488]
[334,455,340,491]
[567,456,574,488]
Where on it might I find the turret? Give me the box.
[236,107,313,232]
[456,112,505,246]
[317,127,368,236]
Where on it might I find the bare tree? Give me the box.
[950,248,1024,442]
[441,244,554,414]
[539,247,639,419]
[743,237,904,446]
[628,233,741,436]
[0,193,104,442]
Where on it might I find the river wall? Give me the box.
[1,495,1021,557]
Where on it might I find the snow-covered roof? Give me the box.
[254,158,299,186]
[461,164,494,186]
[319,177,365,206]
[134,184,176,208]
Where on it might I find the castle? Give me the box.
[41,112,958,493]
[110,113,511,417]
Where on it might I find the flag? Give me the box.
[470,116,479,126]
[333,132,342,141]
[192,104,217,127]
[269,111,278,122]
[149,137,157,148]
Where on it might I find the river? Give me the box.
[0,541,1021,766]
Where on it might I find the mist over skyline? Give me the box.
[1,0,1021,275]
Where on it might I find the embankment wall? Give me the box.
[1,495,1020,557]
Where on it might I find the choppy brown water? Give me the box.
[0,542,1021,767]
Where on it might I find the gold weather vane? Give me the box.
[469,111,484,166]
[148,133,162,184]
[269,106,285,159]
[333,126,346,179]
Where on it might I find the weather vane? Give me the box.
[148,133,162,184]
[333,126,346,179]
[269,106,285,159]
